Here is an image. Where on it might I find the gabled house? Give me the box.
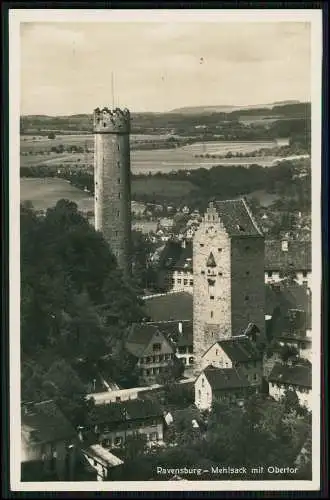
[145,320,194,367]
[200,324,263,387]
[83,399,164,450]
[21,400,78,481]
[125,323,176,384]
[264,240,311,287]
[268,362,312,410]
[195,366,254,411]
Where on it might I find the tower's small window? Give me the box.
[117,161,120,168]
[117,144,120,151]
[115,231,118,236]
[201,270,205,275]
[118,178,121,184]
[210,311,213,318]
[218,248,222,252]
[95,196,98,201]
[246,271,250,276]
[218,272,223,276]
[245,295,249,301]
[200,243,204,247]
[103,122,107,128]
[116,210,120,217]
[118,193,121,199]
[210,295,215,300]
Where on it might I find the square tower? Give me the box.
[193,198,265,372]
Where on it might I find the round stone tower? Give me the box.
[93,107,132,277]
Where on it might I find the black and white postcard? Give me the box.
[9,8,323,493]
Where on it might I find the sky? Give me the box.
[20,21,311,115]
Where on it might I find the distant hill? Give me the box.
[170,100,302,114]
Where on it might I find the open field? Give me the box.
[21,136,281,173]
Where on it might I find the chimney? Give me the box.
[178,321,183,334]
[281,240,288,252]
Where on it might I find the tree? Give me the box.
[122,434,148,462]
[156,357,185,385]
[48,132,56,139]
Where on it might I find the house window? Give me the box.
[198,390,201,400]
[246,271,250,276]
[302,271,307,277]
[118,193,121,199]
[184,279,188,285]
[190,280,193,285]
[253,374,258,381]
[150,432,159,441]
[201,271,205,275]
[245,295,249,301]
[267,271,273,278]
[115,231,118,236]
[118,178,121,184]
[210,311,214,318]
[171,279,175,285]
[153,343,161,352]
[216,349,219,356]
[177,279,182,284]
[202,378,205,388]
[114,436,123,446]
[218,248,222,252]
[218,272,223,276]
[117,161,120,168]
[200,243,204,247]
[117,144,120,151]
[116,210,120,217]
[210,295,215,300]
[146,369,150,376]
[116,396,121,402]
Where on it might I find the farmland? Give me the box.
[21,135,280,173]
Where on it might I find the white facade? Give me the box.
[195,372,213,411]
[171,270,194,294]
[201,342,232,371]
[268,382,312,410]
[265,271,311,287]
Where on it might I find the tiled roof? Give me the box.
[86,399,163,426]
[173,243,193,271]
[213,198,263,237]
[21,400,76,445]
[143,292,193,321]
[125,323,161,358]
[264,240,311,271]
[218,334,262,363]
[203,366,251,391]
[268,363,312,389]
[146,320,193,347]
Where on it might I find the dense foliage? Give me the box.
[108,393,311,481]
[21,200,145,417]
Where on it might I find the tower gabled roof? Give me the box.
[213,198,263,237]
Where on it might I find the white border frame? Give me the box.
[10,8,323,492]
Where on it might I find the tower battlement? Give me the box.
[93,107,130,134]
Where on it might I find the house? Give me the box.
[84,399,164,450]
[264,240,311,287]
[125,323,176,384]
[21,400,78,481]
[195,366,254,411]
[144,320,194,368]
[201,324,263,386]
[268,362,312,410]
[81,444,123,481]
[265,281,312,362]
